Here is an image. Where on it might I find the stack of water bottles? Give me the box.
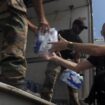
[60,69,83,90]
[34,28,58,55]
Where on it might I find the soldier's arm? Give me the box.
[31,0,49,30]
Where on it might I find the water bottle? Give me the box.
[34,28,58,55]
[60,69,83,89]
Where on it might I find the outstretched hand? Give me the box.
[42,52,57,61]
[49,39,69,52]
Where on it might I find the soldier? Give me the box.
[0,0,49,89]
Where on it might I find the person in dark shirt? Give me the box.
[59,18,87,105]
[59,18,86,61]
[84,56,105,105]
[83,23,105,105]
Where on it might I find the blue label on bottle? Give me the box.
[34,38,42,53]
[67,76,81,89]
[60,70,83,89]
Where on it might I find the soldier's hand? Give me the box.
[39,18,50,33]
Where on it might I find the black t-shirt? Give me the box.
[87,56,105,68]
[87,55,105,74]
[59,29,82,59]
[87,56,105,91]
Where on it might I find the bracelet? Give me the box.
[67,42,74,50]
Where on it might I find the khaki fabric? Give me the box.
[0,0,26,13]
[7,0,27,13]
[0,8,28,87]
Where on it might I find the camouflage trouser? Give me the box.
[41,61,61,101]
[0,8,28,88]
[41,61,80,104]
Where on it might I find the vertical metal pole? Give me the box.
[69,5,74,28]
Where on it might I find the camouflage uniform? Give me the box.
[0,0,28,88]
[41,61,61,101]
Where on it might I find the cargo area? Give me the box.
[0,0,94,105]
[25,0,93,104]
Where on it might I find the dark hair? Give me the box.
[73,19,87,29]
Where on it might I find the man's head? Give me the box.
[101,23,105,39]
[72,18,87,34]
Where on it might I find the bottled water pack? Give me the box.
[34,28,58,55]
[60,69,83,89]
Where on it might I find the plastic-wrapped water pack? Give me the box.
[34,28,58,55]
[60,69,83,89]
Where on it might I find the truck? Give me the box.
[0,0,93,105]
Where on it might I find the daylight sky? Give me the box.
[93,0,105,39]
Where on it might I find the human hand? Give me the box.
[49,39,69,52]
[41,52,57,61]
[39,18,50,33]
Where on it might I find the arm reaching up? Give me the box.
[31,0,50,32]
